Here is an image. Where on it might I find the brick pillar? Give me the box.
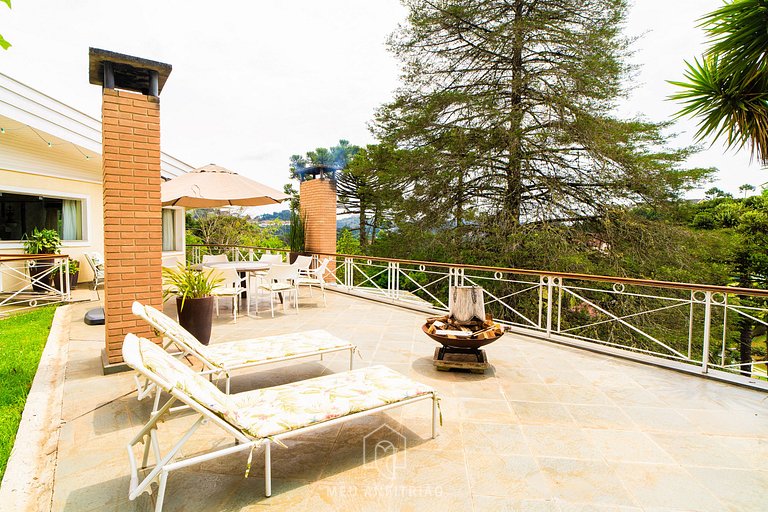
[300,179,337,281]
[101,89,163,364]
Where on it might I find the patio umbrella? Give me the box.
[161,164,289,208]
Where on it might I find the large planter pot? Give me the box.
[176,296,214,345]
[55,271,79,291]
[28,261,53,293]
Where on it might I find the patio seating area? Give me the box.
[50,290,768,511]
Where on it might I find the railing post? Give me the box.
[64,257,71,301]
[545,276,554,338]
[721,294,728,366]
[688,290,695,360]
[387,262,400,300]
[451,267,464,288]
[702,291,712,374]
[538,275,545,329]
[248,249,254,262]
[556,277,562,333]
[344,257,353,289]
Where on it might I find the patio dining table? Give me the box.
[204,261,270,273]
[204,261,271,311]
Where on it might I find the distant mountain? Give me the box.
[257,210,360,231]
[258,210,291,221]
[337,216,359,230]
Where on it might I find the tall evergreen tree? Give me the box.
[375,0,708,232]
[337,144,409,246]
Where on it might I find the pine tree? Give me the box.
[375,0,709,233]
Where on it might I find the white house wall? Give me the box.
[0,168,104,284]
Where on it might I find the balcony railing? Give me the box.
[0,254,71,316]
[187,244,768,390]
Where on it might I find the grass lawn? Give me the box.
[0,307,56,480]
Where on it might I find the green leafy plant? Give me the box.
[51,258,80,277]
[162,264,223,310]
[22,229,62,255]
[289,209,306,253]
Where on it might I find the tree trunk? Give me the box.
[737,274,753,377]
[738,317,754,377]
[504,0,526,226]
[358,208,368,248]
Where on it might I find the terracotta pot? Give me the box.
[176,296,214,345]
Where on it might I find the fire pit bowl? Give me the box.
[421,323,504,350]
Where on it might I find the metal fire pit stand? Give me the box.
[432,346,489,374]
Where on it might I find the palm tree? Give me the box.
[670,0,768,165]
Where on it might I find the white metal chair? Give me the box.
[132,301,357,395]
[296,257,331,306]
[256,264,299,317]
[289,255,313,276]
[257,253,283,264]
[202,253,229,265]
[207,266,246,321]
[122,333,438,511]
[85,252,105,290]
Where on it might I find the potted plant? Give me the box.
[52,258,80,290]
[162,264,223,345]
[22,228,62,293]
[288,209,306,264]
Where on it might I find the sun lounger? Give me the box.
[132,301,356,396]
[123,333,439,511]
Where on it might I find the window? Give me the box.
[0,191,84,241]
[162,208,177,251]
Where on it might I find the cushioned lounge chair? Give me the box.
[123,334,439,511]
[132,301,356,396]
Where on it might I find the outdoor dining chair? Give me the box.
[257,253,283,264]
[289,255,313,274]
[256,264,299,317]
[296,257,331,306]
[207,266,246,321]
[202,253,229,265]
[85,252,105,291]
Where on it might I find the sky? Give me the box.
[1,0,765,215]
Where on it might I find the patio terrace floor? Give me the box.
[51,289,768,511]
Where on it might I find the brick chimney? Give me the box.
[300,177,337,280]
[88,48,172,371]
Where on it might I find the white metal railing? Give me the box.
[0,254,71,316]
[187,245,768,388]
[186,245,288,266]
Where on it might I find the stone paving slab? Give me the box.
[26,291,768,511]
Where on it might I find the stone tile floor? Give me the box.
[52,290,768,511]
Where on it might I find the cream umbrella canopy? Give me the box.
[161,164,289,207]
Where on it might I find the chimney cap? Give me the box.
[88,47,172,95]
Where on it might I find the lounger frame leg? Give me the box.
[265,441,272,497]
[349,348,354,370]
[155,471,169,512]
[432,394,438,439]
